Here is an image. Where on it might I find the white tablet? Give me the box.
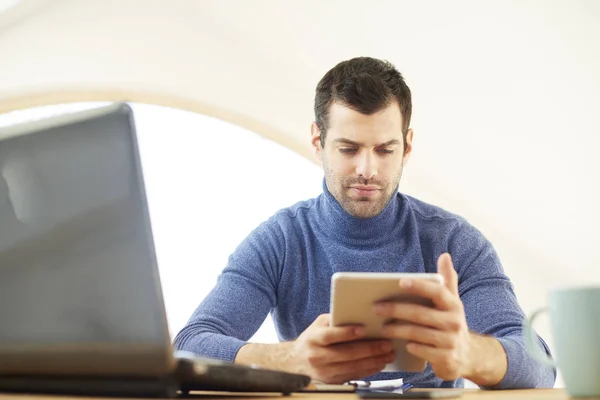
[330,272,444,372]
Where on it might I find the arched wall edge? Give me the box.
[0,86,317,164]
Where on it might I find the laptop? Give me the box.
[0,103,311,398]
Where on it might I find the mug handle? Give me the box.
[524,307,557,367]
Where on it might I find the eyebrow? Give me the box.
[333,138,401,147]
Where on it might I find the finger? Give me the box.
[313,325,365,346]
[405,342,458,376]
[376,279,457,311]
[327,339,394,363]
[326,352,396,383]
[314,313,331,327]
[308,314,365,345]
[405,341,442,363]
[374,303,462,331]
[308,339,393,365]
[381,323,456,348]
[437,253,459,296]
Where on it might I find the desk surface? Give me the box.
[0,389,595,400]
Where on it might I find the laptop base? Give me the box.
[0,376,180,398]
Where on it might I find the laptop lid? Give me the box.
[0,103,175,378]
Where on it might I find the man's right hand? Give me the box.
[286,313,396,383]
[235,313,395,383]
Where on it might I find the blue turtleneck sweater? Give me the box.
[173,182,556,389]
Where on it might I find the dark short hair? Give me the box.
[314,57,412,151]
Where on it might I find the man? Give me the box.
[173,57,556,389]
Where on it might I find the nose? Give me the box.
[355,151,377,180]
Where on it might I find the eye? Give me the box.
[377,148,394,154]
[339,147,358,154]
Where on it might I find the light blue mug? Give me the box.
[524,286,600,397]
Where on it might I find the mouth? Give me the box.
[348,185,381,198]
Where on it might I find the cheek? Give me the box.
[379,158,403,180]
[325,153,351,175]
[386,156,404,169]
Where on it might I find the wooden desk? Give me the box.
[0,389,596,400]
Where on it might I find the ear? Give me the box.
[311,122,323,161]
[402,128,414,165]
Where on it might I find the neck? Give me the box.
[318,179,402,245]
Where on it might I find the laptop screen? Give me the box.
[0,104,169,355]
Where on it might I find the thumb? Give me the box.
[314,313,331,328]
[437,252,459,296]
[298,314,330,345]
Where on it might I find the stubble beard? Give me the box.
[323,161,403,219]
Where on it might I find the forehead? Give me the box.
[326,101,404,144]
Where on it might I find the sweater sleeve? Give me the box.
[448,221,556,389]
[172,218,284,362]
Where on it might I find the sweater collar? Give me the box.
[318,178,402,244]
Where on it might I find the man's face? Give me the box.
[311,101,413,219]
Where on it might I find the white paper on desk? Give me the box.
[301,381,356,392]
[369,378,404,389]
[352,378,404,390]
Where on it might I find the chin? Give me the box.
[348,204,385,219]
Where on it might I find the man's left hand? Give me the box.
[373,252,474,381]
